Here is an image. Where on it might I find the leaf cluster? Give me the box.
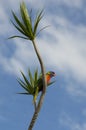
[9,2,47,41]
[17,69,39,96]
[17,69,55,97]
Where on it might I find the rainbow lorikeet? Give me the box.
[37,71,56,91]
[33,71,56,103]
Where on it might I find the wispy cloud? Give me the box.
[37,13,86,81]
[59,112,86,130]
[59,0,83,8]
[0,0,86,97]
[25,0,84,9]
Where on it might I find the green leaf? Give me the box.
[17,92,30,95]
[34,69,38,83]
[8,35,29,40]
[12,11,31,38]
[21,71,30,85]
[17,78,29,92]
[29,9,33,27]
[20,71,35,94]
[33,10,44,36]
[20,2,34,39]
[36,25,50,36]
[20,3,31,28]
[33,86,39,103]
[10,19,26,35]
[28,69,34,87]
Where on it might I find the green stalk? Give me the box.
[28,39,47,130]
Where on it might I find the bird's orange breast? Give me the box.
[46,75,51,84]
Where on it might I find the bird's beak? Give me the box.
[53,73,56,76]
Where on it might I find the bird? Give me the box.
[38,71,56,92]
[33,71,56,103]
[18,70,56,106]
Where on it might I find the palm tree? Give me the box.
[9,2,55,130]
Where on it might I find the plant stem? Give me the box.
[28,39,47,130]
[32,40,46,93]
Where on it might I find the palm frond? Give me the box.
[34,69,38,84]
[17,78,29,92]
[20,71,30,86]
[10,2,47,41]
[12,11,30,37]
[20,2,33,38]
[10,19,26,35]
[28,69,34,87]
[8,35,29,40]
[36,25,50,36]
[17,69,39,96]
[33,10,44,36]
[17,92,30,95]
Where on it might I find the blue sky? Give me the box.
[0,0,86,130]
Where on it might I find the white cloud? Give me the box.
[28,0,83,8]
[0,0,86,98]
[27,0,83,9]
[59,0,83,8]
[37,14,86,81]
[59,112,86,130]
[0,39,39,75]
[1,0,83,12]
[0,54,23,75]
[65,82,86,98]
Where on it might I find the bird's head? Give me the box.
[46,71,56,78]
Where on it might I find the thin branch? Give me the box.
[32,40,46,93]
[33,101,37,111]
[28,39,47,130]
